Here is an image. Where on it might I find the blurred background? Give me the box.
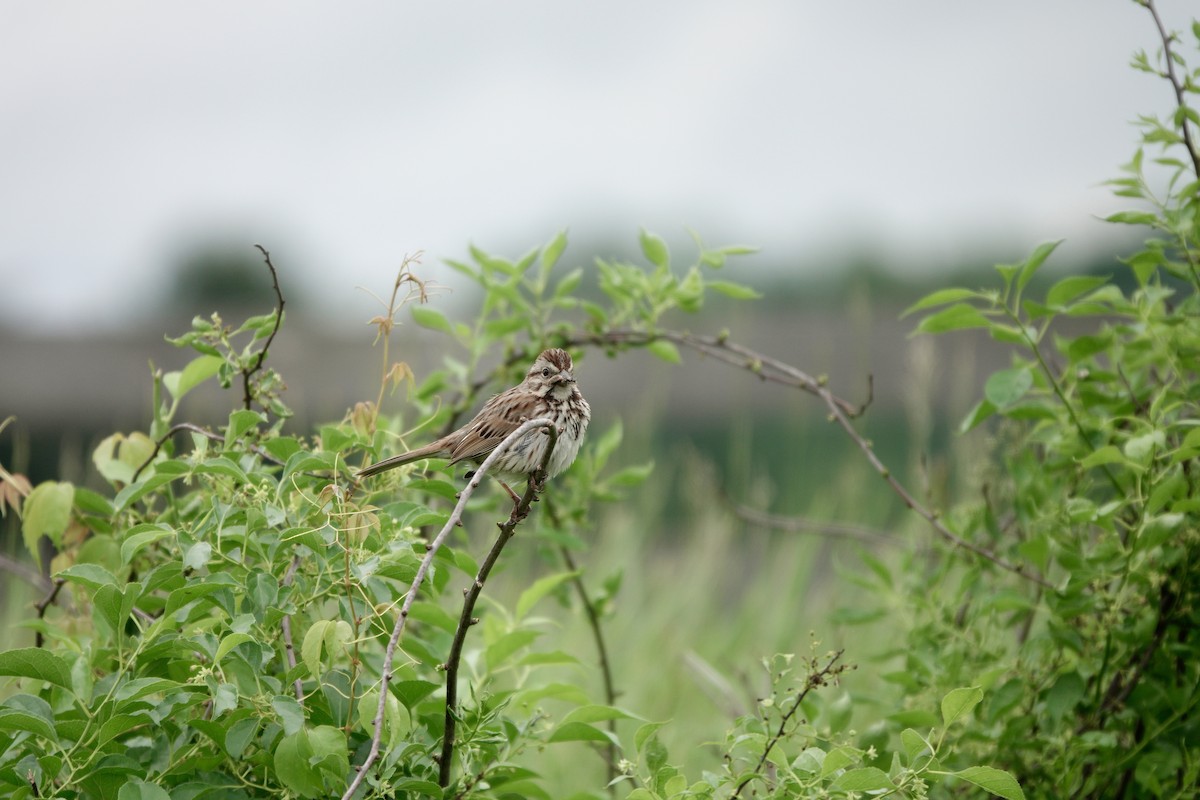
[0,0,1184,784]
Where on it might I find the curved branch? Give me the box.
[342,416,557,800]
[556,328,1050,587]
[439,425,559,786]
[245,244,286,412]
[131,422,283,483]
[1141,0,1200,181]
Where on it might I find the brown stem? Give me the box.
[731,650,846,799]
[439,428,560,787]
[132,422,286,483]
[1141,0,1200,182]
[556,329,1051,587]
[244,244,286,413]
[559,543,619,785]
[34,578,66,648]
[725,498,896,544]
[281,555,303,702]
[340,417,558,800]
[0,553,52,592]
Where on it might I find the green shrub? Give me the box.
[2,3,1197,798]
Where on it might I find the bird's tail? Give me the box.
[357,443,446,478]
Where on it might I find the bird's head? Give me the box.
[526,348,578,399]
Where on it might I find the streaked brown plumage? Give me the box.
[358,348,590,482]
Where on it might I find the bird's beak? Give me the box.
[555,371,575,384]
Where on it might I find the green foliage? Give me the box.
[3,4,1197,798]
[894,8,1200,794]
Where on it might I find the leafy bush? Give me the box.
[2,3,1197,798]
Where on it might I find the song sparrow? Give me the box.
[358,348,591,487]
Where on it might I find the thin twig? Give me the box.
[132,422,285,483]
[439,426,560,787]
[281,554,304,702]
[33,578,66,648]
[341,417,557,800]
[559,544,619,784]
[245,244,286,412]
[0,553,52,592]
[726,499,896,544]
[554,329,1051,587]
[1141,0,1200,181]
[731,649,846,800]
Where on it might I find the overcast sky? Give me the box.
[0,1,1187,333]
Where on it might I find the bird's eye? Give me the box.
[541,368,551,377]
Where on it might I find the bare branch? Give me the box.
[1141,0,1200,181]
[132,422,285,483]
[559,542,619,783]
[342,417,557,800]
[281,554,303,702]
[245,244,286,413]
[727,501,896,544]
[554,328,1051,587]
[439,426,560,787]
[0,553,51,592]
[731,649,847,799]
[34,578,66,648]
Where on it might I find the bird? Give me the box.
[358,348,590,492]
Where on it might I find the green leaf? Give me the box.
[1046,275,1109,308]
[74,486,115,518]
[901,288,986,318]
[1079,445,1130,470]
[93,433,157,484]
[215,633,258,664]
[984,368,1033,409]
[960,398,997,433]
[1123,430,1165,464]
[120,523,175,565]
[913,303,991,335]
[193,457,249,483]
[541,229,568,274]
[486,630,541,668]
[0,648,73,689]
[635,721,668,753]
[274,729,323,798]
[901,728,931,761]
[608,462,655,487]
[834,767,893,791]
[483,316,528,337]
[639,229,669,269]
[952,766,1025,800]
[163,354,223,401]
[22,481,75,566]
[226,408,265,444]
[547,721,618,744]
[561,704,640,724]
[93,584,137,635]
[117,779,173,800]
[516,571,579,620]
[707,280,762,300]
[410,306,453,334]
[941,686,984,726]
[819,746,858,778]
[553,266,584,298]
[97,713,146,746]
[0,708,58,742]
[357,689,410,752]
[162,575,238,619]
[1104,210,1157,226]
[647,340,682,364]
[56,563,119,591]
[1016,240,1063,294]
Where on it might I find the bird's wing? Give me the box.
[446,388,542,464]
